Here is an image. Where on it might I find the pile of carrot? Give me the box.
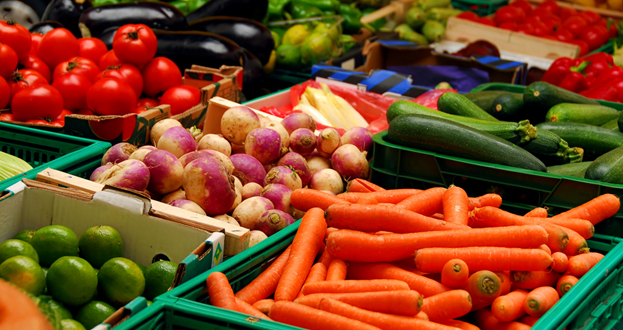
[204,178,619,330]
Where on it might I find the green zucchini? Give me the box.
[584,146,623,183]
[617,110,623,132]
[387,114,547,172]
[463,91,509,112]
[521,128,583,165]
[535,122,623,159]
[491,93,525,122]
[386,101,537,144]
[545,103,619,126]
[601,118,620,131]
[547,162,593,178]
[523,82,600,124]
[437,92,498,121]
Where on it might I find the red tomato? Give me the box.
[569,39,589,56]
[581,10,601,25]
[36,28,79,72]
[52,72,92,110]
[0,112,13,121]
[78,37,109,65]
[539,14,561,31]
[498,21,518,30]
[141,57,182,97]
[557,7,577,21]
[134,106,152,114]
[457,11,479,21]
[53,57,99,82]
[0,20,31,60]
[542,35,558,41]
[29,33,43,57]
[75,108,95,116]
[580,25,609,50]
[609,21,618,38]
[510,0,532,15]
[94,63,143,98]
[112,24,157,67]
[159,85,201,115]
[26,119,50,125]
[0,76,9,109]
[494,6,526,26]
[537,0,559,12]
[18,54,51,82]
[514,23,535,35]
[86,78,137,116]
[137,98,159,108]
[479,17,496,26]
[553,28,575,42]
[98,49,122,71]
[0,43,18,79]
[11,85,63,121]
[54,109,72,126]
[530,20,550,36]
[8,69,48,100]
[529,7,552,19]
[563,16,589,38]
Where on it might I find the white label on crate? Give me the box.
[92,190,151,215]
[5,182,26,196]
[341,58,356,70]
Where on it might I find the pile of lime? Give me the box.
[0,225,178,330]
[272,21,342,70]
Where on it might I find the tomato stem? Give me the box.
[127,31,139,40]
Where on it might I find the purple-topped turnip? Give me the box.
[90,164,112,182]
[330,144,369,180]
[168,199,207,216]
[143,150,184,194]
[101,143,137,165]
[317,128,341,158]
[202,150,234,173]
[281,112,316,135]
[188,126,203,143]
[289,128,316,156]
[256,210,294,236]
[221,106,261,145]
[213,214,239,226]
[151,119,183,146]
[245,128,282,165]
[161,189,185,203]
[265,122,290,155]
[264,166,302,191]
[157,126,198,158]
[249,230,268,247]
[341,127,373,154]
[242,182,263,200]
[129,145,157,162]
[277,152,312,187]
[233,176,243,193]
[198,134,232,156]
[95,159,150,191]
[232,196,274,229]
[179,150,234,174]
[310,168,344,195]
[182,157,237,216]
[230,154,266,186]
[306,156,331,177]
[229,187,242,212]
[260,184,293,214]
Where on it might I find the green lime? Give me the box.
[281,24,311,45]
[0,255,45,295]
[61,319,86,330]
[136,262,146,275]
[0,239,39,264]
[276,44,301,70]
[31,225,80,267]
[79,226,123,269]
[47,256,98,306]
[48,299,73,320]
[75,300,116,329]
[14,229,36,244]
[313,22,340,45]
[98,257,145,306]
[143,261,178,300]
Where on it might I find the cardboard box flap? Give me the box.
[93,187,151,216]
[99,297,149,330]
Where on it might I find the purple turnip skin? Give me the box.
[264,166,302,191]
[168,199,207,216]
[90,164,113,182]
[277,152,312,187]
[281,112,316,135]
[157,126,198,158]
[265,122,290,156]
[232,196,274,230]
[306,156,332,177]
[242,182,263,200]
[260,184,293,214]
[221,106,261,145]
[309,169,344,195]
[182,157,237,216]
[95,159,151,191]
[129,145,157,162]
[161,189,186,204]
[256,209,294,236]
[341,127,374,154]
[245,128,282,165]
[101,143,137,165]
[198,134,232,156]
[179,150,234,174]
[151,119,183,146]
[289,128,317,156]
[316,128,341,158]
[230,154,266,186]
[143,150,184,194]
[330,144,369,180]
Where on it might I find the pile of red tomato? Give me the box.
[0,21,201,127]
[458,0,618,56]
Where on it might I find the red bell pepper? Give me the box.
[580,84,619,102]
[591,66,623,86]
[583,52,614,66]
[541,57,574,85]
[609,78,623,102]
[559,71,589,93]
[584,60,611,80]
[543,60,590,93]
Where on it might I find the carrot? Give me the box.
[326,204,470,234]
[510,271,561,290]
[355,194,378,204]
[567,252,605,277]
[326,226,547,263]
[561,226,590,256]
[422,290,473,322]
[415,311,429,321]
[318,247,334,268]
[395,187,446,216]
[538,244,551,255]
[317,298,460,330]
[431,213,445,220]
[523,286,559,317]
[551,252,568,273]
[235,246,291,304]
[474,308,531,330]
[207,272,237,310]
[441,259,469,289]
[468,193,503,210]
[326,259,348,281]
[443,186,469,225]
[302,279,410,295]
[295,290,423,316]
[524,207,548,218]
[291,188,349,211]
[550,193,620,225]
[275,208,327,301]
[325,227,339,239]
[296,263,328,299]
[347,262,450,297]
[491,289,528,322]
[336,189,422,204]
[536,218,594,239]
[495,271,512,296]
[556,274,579,297]
[518,315,540,327]
[347,178,386,193]
[234,297,272,320]
[251,299,274,315]
[463,271,502,311]
[415,247,553,273]
[438,319,481,330]
[268,301,381,330]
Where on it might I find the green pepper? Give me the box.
[92,0,119,6]
[291,3,324,19]
[361,7,386,31]
[338,3,362,35]
[268,0,290,21]
[187,0,209,14]
[323,10,336,15]
[168,0,189,13]
[292,0,339,11]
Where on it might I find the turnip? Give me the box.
[188,126,203,143]
[289,128,316,156]
[95,159,150,191]
[129,145,157,162]
[264,166,302,191]
[331,144,369,180]
[229,188,242,213]
[249,230,268,248]
[264,164,275,173]
[317,128,341,158]
[281,112,316,135]
[245,128,282,165]
[292,208,306,220]
[161,189,185,203]
[242,182,263,200]
[256,210,294,236]
[233,176,243,193]
[341,127,374,154]
[221,106,261,145]
[183,157,237,216]
[309,169,344,195]
[230,154,266,185]
[265,122,290,154]
[260,184,293,214]
[203,150,235,174]
[259,116,272,128]
[101,143,137,165]
[321,190,337,195]
[198,134,232,156]
[306,156,332,177]
[232,196,274,229]
[143,150,184,194]
[168,199,207,216]
[151,119,183,146]
[180,150,234,174]
[90,164,112,182]
[213,214,240,226]
[277,152,312,187]
[157,126,198,158]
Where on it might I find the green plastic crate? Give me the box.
[451,0,507,16]
[0,122,111,191]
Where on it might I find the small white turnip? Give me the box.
[198,134,232,156]
[232,196,274,229]
[220,106,261,145]
[101,142,137,165]
[309,169,344,195]
[331,144,369,180]
[157,126,198,158]
[151,119,183,146]
[96,159,151,191]
[168,199,207,216]
[264,166,302,191]
[242,182,263,200]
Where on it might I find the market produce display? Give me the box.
[397,0,461,45]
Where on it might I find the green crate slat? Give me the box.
[0,122,111,190]
[451,0,507,16]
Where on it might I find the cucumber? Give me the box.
[618,110,623,132]
[584,146,623,183]
[545,103,619,126]
[535,122,623,159]
[547,162,593,178]
[523,82,600,124]
[387,114,547,172]
[521,129,583,165]
[601,118,620,131]
[437,92,498,121]
[386,101,537,144]
[463,91,510,112]
[491,93,525,122]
